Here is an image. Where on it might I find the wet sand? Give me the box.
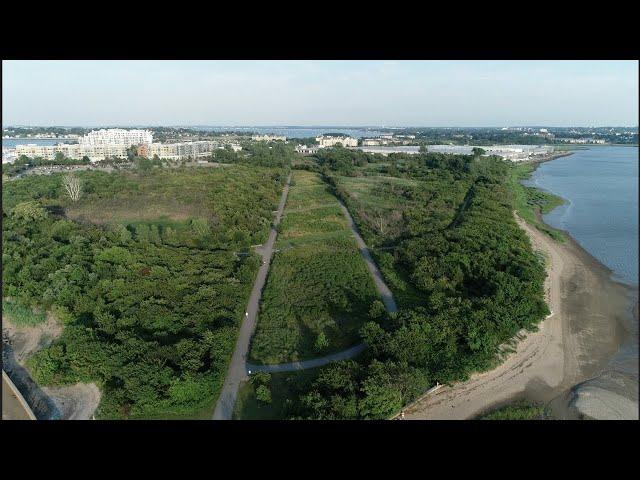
[403,214,638,420]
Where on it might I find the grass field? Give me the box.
[337,175,422,213]
[2,299,46,326]
[334,173,468,309]
[233,369,319,420]
[480,400,548,420]
[249,170,379,364]
[3,165,285,249]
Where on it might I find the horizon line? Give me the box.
[5,124,639,129]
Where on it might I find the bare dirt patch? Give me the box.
[65,198,205,225]
[2,312,101,420]
[43,383,102,420]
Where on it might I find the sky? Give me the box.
[2,60,638,127]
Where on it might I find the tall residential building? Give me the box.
[12,129,237,163]
[79,128,153,147]
[148,141,222,160]
[15,143,127,162]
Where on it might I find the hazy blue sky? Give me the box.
[2,60,638,126]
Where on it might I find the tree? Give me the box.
[472,147,486,157]
[62,173,82,202]
[126,145,138,160]
[368,300,386,320]
[12,201,47,221]
[250,372,271,387]
[256,384,272,404]
[314,331,329,352]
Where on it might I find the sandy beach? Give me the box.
[403,214,638,420]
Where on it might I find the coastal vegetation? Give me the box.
[479,400,548,420]
[2,165,286,418]
[506,162,565,242]
[240,150,551,419]
[4,143,555,420]
[249,170,378,364]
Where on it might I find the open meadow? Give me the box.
[249,170,379,364]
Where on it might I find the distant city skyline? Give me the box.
[3,124,638,128]
[2,61,638,127]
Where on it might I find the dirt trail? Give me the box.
[2,313,101,420]
[402,214,637,420]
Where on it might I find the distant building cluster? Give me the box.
[356,144,555,162]
[316,135,358,148]
[11,129,242,163]
[556,138,606,144]
[252,134,287,142]
[142,141,241,161]
[361,134,415,146]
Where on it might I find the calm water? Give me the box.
[196,126,383,138]
[526,146,639,286]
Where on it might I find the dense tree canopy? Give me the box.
[2,166,286,418]
[275,153,549,419]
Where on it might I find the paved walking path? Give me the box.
[337,200,398,314]
[246,344,367,373]
[212,174,291,420]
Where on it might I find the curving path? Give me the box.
[212,174,291,420]
[246,344,367,373]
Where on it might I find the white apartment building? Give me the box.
[80,128,153,147]
[12,129,241,163]
[316,135,359,148]
[2,148,18,164]
[15,143,128,162]
[252,134,287,142]
[295,144,320,155]
[148,141,221,160]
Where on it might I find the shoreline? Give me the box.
[402,153,638,420]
